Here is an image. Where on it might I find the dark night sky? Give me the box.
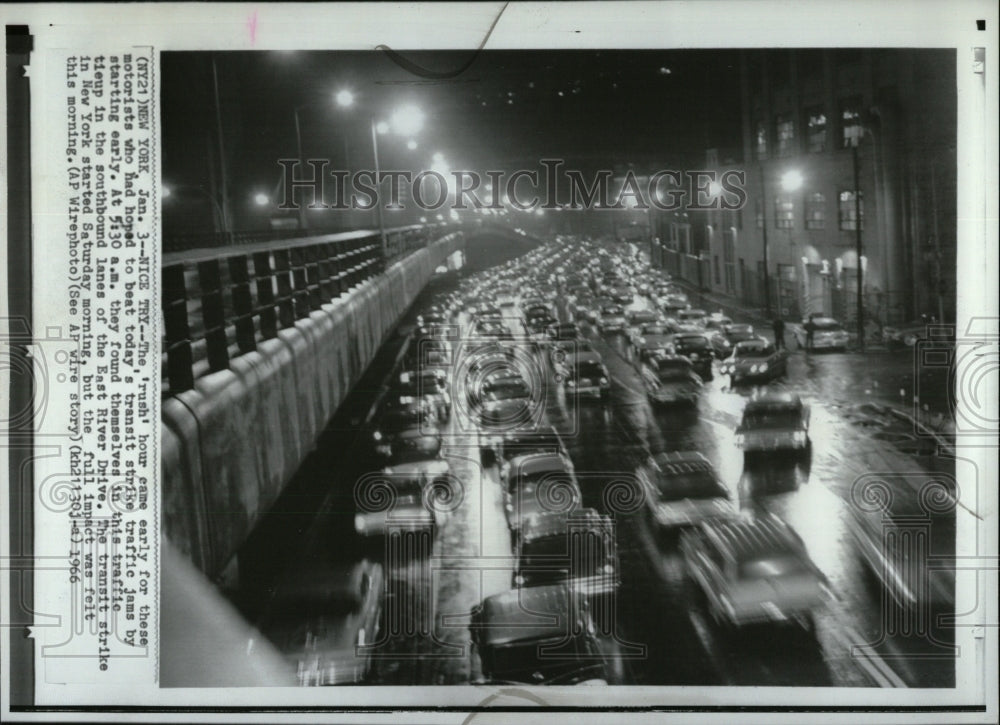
[161,49,743,231]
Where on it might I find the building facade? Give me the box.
[655,49,956,327]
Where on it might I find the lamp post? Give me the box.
[292,91,356,231]
[759,170,772,317]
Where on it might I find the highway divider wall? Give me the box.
[161,233,464,578]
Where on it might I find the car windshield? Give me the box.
[743,409,802,428]
[739,554,810,579]
[656,469,727,501]
[735,344,773,358]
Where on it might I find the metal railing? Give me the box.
[161,224,455,397]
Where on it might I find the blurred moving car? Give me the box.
[719,339,788,384]
[637,452,736,529]
[680,514,829,630]
[630,322,677,363]
[251,559,384,685]
[513,508,619,594]
[735,393,811,456]
[470,584,625,685]
[640,354,703,406]
[493,426,569,479]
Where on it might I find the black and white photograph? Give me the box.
[2,2,998,722]
[159,46,964,689]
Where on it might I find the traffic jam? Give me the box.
[253,235,956,689]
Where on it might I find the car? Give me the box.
[384,425,443,465]
[846,478,955,611]
[580,296,612,324]
[630,322,677,362]
[353,468,435,536]
[526,313,559,339]
[709,323,758,359]
[639,354,703,406]
[609,285,634,304]
[676,308,708,331]
[370,402,437,459]
[638,451,737,530]
[470,584,626,685]
[473,318,514,341]
[503,452,582,535]
[397,369,451,422]
[250,559,384,685]
[794,316,850,351]
[563,352,611,400]
[719,339,788,384]
[659,294,689,318]
[493,426,570,479]
[547,321,580,341]
[597,304,627,334]
[679,514,829,630]
[479,377,535,429]
[670,332,715,380]
[735,393,811,455]
[625,308,662,337]
[513,508,619,594]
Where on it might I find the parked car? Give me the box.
[680,514,829,630]
[384,425,443,466]
[670,332,715,380]
[371,402,437,459]
[470,584,625,685]
[513,508,619,594]
[396,369,451,422]
[639,354,703,406]
[353,469,434,536]
[625,309,662,338]
[794,316,850,351]
[735,393,811,456]
[250,559,384,685]
[659,294,689,318]
[719,339,788,384]
[704,313,734,331]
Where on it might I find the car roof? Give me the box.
[702,516,804,562]
[475,584,583,646]
[570,352,603,365]
[744,392,802,410]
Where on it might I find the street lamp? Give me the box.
[367,104,425,258]
[163,183,227,233]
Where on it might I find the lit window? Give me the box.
[775,114,795,157]
[840,97,863,148]
[775,197,794,229]
[806,107,827,153]
[805,192,826,229]
[755,120,768,160]
[838,190,864,230]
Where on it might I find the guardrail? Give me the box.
[161,223,454,397]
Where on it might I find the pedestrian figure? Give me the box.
[804,317,815,351]
[772,317,786,350]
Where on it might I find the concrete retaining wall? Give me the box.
[162,234,464,577]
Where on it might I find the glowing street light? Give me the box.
[391,105,425,137]
[254,192,270,206]
[335,89,355,108]
[406,139,418,150]
[375,121,390,135]
[162,186,172,198]
[432,151,445,164]
[781,169,803,192]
